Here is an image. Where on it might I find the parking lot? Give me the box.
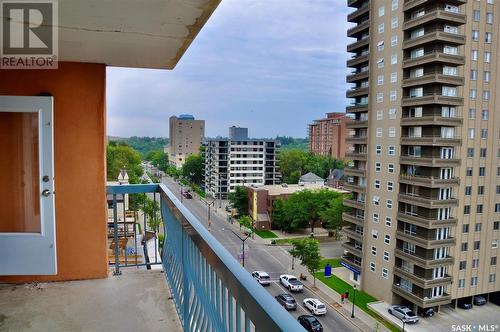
[369,301,500,332]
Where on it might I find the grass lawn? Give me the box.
[314,273,400,332]
[254,229,278,239]
[319,258,341,268]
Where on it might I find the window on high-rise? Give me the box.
[472,30,479,41]
[471,70,478,80]
[471,49,478,61]
[486,32,493,43]
[484,71,491,82]
[486,12,493,24]
[473,10,480,21]
[485,52,492,63]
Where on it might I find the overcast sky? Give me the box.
[107,0,351,139]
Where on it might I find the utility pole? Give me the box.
[231,229,251,267]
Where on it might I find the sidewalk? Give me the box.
[289,262,391,332]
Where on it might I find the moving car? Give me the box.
[303,298,327,315]
[275,293,297,310]
[388,305,419,323]
[279,274,303,292]
[251,271,271,286]
[297,315,323,332]
[473,296,487,306]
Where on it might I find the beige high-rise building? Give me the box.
[342,0,500,314]
[168,114,204,168]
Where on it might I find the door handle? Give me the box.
[42,189,51,197]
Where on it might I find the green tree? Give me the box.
[148,150,169,172]
[238,215,253,232]
[106,144,143,183]
[289,239,322,286]
[271,189,347,233]
[278,149,345,184]
[271,198,286,231]
[228,186,249,216]
[319,192,349,239]
[182,154,203,184]
[109,136,168,158]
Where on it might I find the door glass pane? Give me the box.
[0,112,40,233]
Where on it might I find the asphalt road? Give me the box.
[162,177,360,332]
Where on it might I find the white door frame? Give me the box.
[0,96,56,275]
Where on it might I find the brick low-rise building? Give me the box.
[247,183,347,230]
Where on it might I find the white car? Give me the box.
[251,271,271,286]
[279,274,303,292]
[388,305,419,324]
[303,298,327,315]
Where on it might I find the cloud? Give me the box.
[107,0,350,138]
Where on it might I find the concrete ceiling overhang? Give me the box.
[57,0,221,69]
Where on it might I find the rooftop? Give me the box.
[299,172,325,183]
[248,183,348,196]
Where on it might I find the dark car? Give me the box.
[458,302,473,309]
[182,191,192,199]
[275,293,297,310]
[297,315,323,332]
[420,308,435,317]
[474,296,487,306]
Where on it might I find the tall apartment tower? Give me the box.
[168,114,205,168]
[308,112,352,159]
[203,128,281,199]
[342,0,500,314]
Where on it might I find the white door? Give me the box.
[0,96,56,275]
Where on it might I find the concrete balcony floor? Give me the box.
[0,269,181,332]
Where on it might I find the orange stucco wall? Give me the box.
[0,62,108,282]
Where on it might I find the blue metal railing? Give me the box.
[107,184,304,332]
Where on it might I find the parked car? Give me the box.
[297,315,323,332]
[388,305,419,324]
[473,296,487,306]
[420,308,434,317]
[303,298,327,315]
[458,302,473,310]
[182,191,192,199]
[251,271,271,286]
[279,274,303,292]
[275,293,297,310]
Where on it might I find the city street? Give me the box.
[162,176,361,332]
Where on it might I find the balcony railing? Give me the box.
[402,51,465,68]
[400,134,462,146]
[107,184,302,332]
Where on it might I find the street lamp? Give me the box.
[201,197,216,231]
[230,229,251,267]
[351,284,357,318]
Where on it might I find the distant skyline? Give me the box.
[107,0,351,138]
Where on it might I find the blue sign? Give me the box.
[341,261,361,275]
[324,264,332,278]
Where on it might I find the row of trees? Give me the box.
[272,189,348,236]
[106,142,143,183]
[278,149,346,184]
